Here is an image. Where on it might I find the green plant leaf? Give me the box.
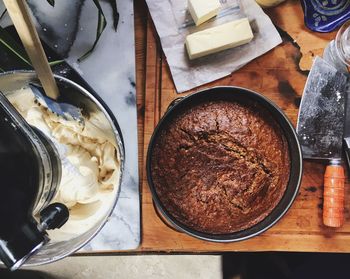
[78,0,107,62]
[47,0,55,7]
[107,0,119,31]
[0,26,32,67]
[0,9,7,20]
[48,59,64,66]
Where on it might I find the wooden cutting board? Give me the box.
[139,0,350,252]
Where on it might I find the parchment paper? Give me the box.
[145,0,282,93]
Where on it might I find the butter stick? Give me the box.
[188,0,221,26]
[185,18,254,60]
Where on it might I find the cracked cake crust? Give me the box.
[150,100,290,234]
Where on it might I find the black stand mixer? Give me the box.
[0,91,69,271]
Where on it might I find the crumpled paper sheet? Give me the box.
[145,0,282,93]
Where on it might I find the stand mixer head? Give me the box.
[0,92,68,270]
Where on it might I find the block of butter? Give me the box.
[185,18,254,60]
[188,0,221,26]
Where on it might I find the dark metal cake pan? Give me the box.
[146,86,303,242]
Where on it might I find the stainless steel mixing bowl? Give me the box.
[0,71,124,267]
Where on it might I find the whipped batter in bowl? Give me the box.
[0,71,124,266]
[7,87,121,241]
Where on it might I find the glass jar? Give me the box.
[335,20,350,66]
[255,0,286,8]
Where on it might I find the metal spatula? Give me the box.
[29,83,83,122]
[3,0,84,123]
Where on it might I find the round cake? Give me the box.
[150,100,290,234]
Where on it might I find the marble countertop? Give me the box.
[70,0,140,251]
[0,0,140,251]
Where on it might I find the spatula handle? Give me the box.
[323,164,345,228]
[3,0,59,99]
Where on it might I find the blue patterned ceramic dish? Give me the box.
[300,0,350,33]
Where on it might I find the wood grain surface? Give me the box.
[135,0,350,252]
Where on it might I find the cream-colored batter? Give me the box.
[7,87,121,241]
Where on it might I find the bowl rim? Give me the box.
[146,86,303,242]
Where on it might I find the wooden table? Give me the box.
[134,0,350,253]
